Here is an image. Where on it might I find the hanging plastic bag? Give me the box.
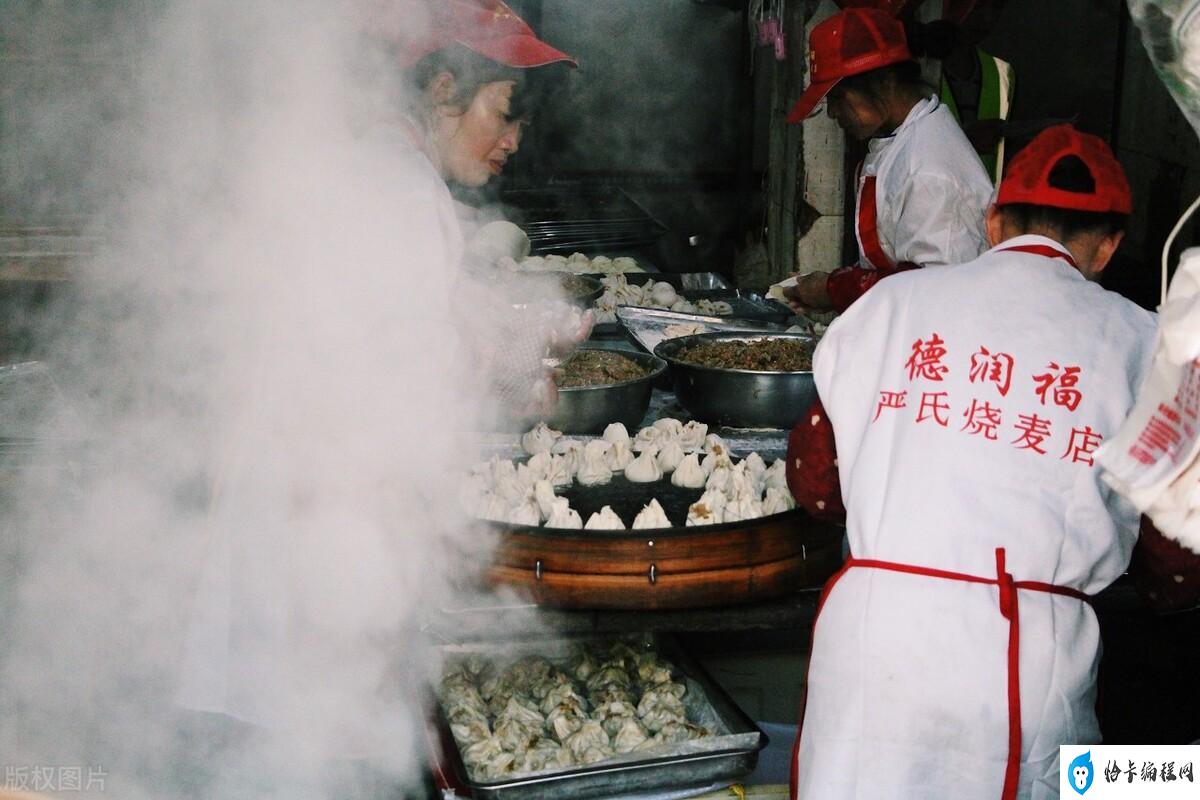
[1095,2,1200,554]
[1098,247,1200,555]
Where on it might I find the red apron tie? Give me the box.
[857,174,896,271]
[799,547,1090,800]
[996,243,1078,268]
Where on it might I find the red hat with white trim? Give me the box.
[996,124,1132,214]
[374,0,576,69]
[786,7,913,124]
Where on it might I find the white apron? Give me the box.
[796,235,1157,800]
[855,96,993,270]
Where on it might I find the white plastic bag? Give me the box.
[1098,248,1200,553]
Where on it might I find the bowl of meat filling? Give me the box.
[654,333,817,429]
[544,346,667,434]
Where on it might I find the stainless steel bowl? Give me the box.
[654,331,816,429]
[543,347,667,434]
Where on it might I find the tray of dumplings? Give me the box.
[435,635,766,800]
[591,275,789,336]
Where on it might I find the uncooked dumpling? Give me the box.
[546,497,584,529]
[762,486,796,516]
[676,420,708,452]
[652,417,684,437]
[724,490,764,523]
[525,452,553,482]
[546,455,574,487]
[705,464,731,493]
[650,282,678,307]
[534,480,558,520]
[671,453,706,489]
[577,440,614,486]
[507,499,541,527]
[552,439,584,476]
[632,498,672,529]
[624,450,663,483]
[764,458,789,492]
[606,439,635,471]
[584,506,626,530]
[603,422,631,445]
[632,426,665,453]
[687,490,727,526]
[656,440,685,473]
[522,422,562,455]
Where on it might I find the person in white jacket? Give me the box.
[790,125,1156,799]
[174,0,578,784]
[784,6,993,313]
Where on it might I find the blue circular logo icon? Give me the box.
[1069,751,1095,795]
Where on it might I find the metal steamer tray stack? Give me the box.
[433,635,768,800]
[501,187,667,255]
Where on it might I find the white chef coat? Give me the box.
[797,235,1157,799]
[175,125,463,738]
[856,96,993,269]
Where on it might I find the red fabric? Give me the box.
[1129,516,1200,612]
[787,398,847,524]
[825,260,920,312]
[996,125,1131,214]
[787,7,913,123]
[996,243,1078,267]
[373,0,577,69]
[812,550,1089,800]
[856,175,895,270]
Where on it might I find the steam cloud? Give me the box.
[0,1,507,797]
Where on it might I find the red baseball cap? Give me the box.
[787,7,913,123]
[996,125,1132,214]
[372,0,576,70]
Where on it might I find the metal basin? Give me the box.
[543,347,666,434]
[654,332,816,429]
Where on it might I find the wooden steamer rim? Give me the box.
[480,508,843,610]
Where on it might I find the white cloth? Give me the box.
[175,126,463,735]
[799,235,1157,799]
[856,96,994,268]
[1099,246,1200,553]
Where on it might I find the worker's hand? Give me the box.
[782,272,834,313]
[515,374,559,420]
[545,306,594,357]
[964,119,1005,155]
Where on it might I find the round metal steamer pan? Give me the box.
[654,332,817,430]
[480,511,843,610]
[543,347,667,434]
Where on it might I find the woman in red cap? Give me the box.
[368,0,587,417]
[787,126,1177,798]
[783,6,994,313]
[174,0,581,759]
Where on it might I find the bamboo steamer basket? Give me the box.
[482,508,842,610]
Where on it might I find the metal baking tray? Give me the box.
[617,305,789,355]
[434,634,767,800]
[592,289,787,338]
